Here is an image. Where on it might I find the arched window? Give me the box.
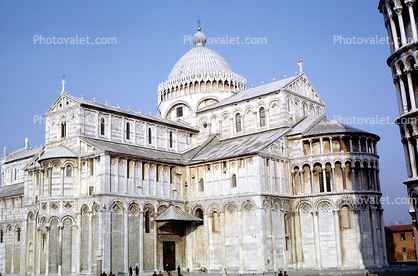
[126,122,131,140]
[100,118,105,135]
[148,128,152,144]
[195,208,204,226]
[284,213,291,250]
[66,165,72,177]
[231,174,237,188]
[145,210,151,233]
[235,113,242,132]
[14,169,17,181]
[61,122,66,138]
[259,107,266,127]
[0,229,3,243]
[169,131,173,148]
[16,228,21,242]
[211,211,220,232]
[127,160,131,178]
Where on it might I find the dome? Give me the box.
[166,29,234,82]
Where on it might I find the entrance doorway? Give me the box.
[163,241,176,271]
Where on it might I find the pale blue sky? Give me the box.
[0,0,408,224]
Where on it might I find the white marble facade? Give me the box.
[0,28,387,276]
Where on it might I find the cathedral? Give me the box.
[0,27,387,276]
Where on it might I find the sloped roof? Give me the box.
[197,75,299,112]
[54,94,198,133]
[155,205,202,222]
[39,145,78,161]
[3,147,42,164]
[81,137,184,164]
[303,116,380,140]
[385,224,413,232]
[190,128,289,162]
[0,184,24,199]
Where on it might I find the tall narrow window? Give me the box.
[170,167,173,184]
[148,128,152,144]
[235,113,242,132]
[0,229,3,243]
[199,179,204,192]
[339,206,350,229]
[169,131,173,148]
[100,118,105,135]
[127,160,131,178]
[61,122,66,138]
[14,169,17,181]
[156,165,160,182]
[195,208,204,226]
[89,159,94,176]
[259,107,266,127]
[66,165,72,177]
[1,172,3,186]
[231,174,237,188]
[145,210,150,233]
[126,122,130,140]
[142,163,146,180]
[16,228,21,242]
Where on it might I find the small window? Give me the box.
[169,131,173,148]
[148,128,152,144]
[401,233,406,240]
[126,122,131,140]
[231,174,237,188]
[235,113,242,132]
[66,165,72,177]
[170,167,174,184]
[88,186,94,196]
[156,165,160,182]
[61,122,66,138]
[239,159,244,168]
[0,229,3,243]
[176,106,183,118]
[14,169,17,181]
[207,164,211,171]
[100,118,105,135]
[127,160,131,178]
[403,247,407,253]
[222,161,227,172]
[145,210,150,233]
[16,228,21,242]
[389,233,394,242]
[142,163,146,180]
[266,159,270,167]
[259,107,266,127]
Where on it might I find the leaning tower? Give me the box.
[379,0,418,251]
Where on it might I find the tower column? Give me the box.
[333,210,342,268]
[406,70,417,109]
[407,137,418,177]
[406,1,418,40]
[387,4,400,50]
[395,5,408,45]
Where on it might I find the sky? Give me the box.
[0,0,409,225]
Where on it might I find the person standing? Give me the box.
[279,271,283,276]
[129,266,133,276]
[135,266,139,276]
[222,268,228,276]
[177,265,181,275]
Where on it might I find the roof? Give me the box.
[197,75,299,112]
[303,116,380,140]
[39,145,78,162]
[55,94,198,133]
[0,183,24,199]
[155,205,202,222]
[190,128,289,162]
[3,147,42,164]
[385,224,413,232]
[81,137,185,164]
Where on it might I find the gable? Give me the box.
[45,93,79,116]
[283,74,324,105]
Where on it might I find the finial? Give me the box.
[81,95,84,99]
[61,74,66,93]
[25,138,29,148]
[117,104,120,108]
[3,146,6,155]
[298,58,303,74]
[105,101,108,105]
[197,17,201,31]
[93,98,96,102]
[262,82,264,85]
[284,75,287,79]
[273,78,276,82]
[138,109,141,113]
[251,84,254,88]
[128,106,131,110]
[149,112,152,115]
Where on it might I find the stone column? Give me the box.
[77,213,82,275]
[353,209,365,269]
[333,210,342,268]
[319,137,323,153]
[310,168,315,193]
[398,74,410,112]
[322,168,326,192]
[359,164,364,190]
[349,136,353,152]
[61,166,65,195]
[395,5,408,46]
[352,167,356,190]
[154,220,158,271]
[380,209,388,266]
[36,227,42,276]
[236,209,244,273]
[339,136,343,152]
[124,210,129,274]
[406,70,417,109]
[11,227,15,275]
[124,160,129,194]
[88,212,92,275]
[309,139,313,155]
[342,167,347,190]
[387,4,400,50]
[312,211,321,270]
[329,137,333,153]
[406,1,418,40]
[58,223,63,276]
[48,167,52,196]
[332,166,336,192]
[45,225,51,276]
[370,207,379,266]
[300,170,304,194]
[115,158,119,193]
[139,211,144,273]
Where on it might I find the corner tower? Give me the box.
[379,0,418,258]
[157,27,247,127]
